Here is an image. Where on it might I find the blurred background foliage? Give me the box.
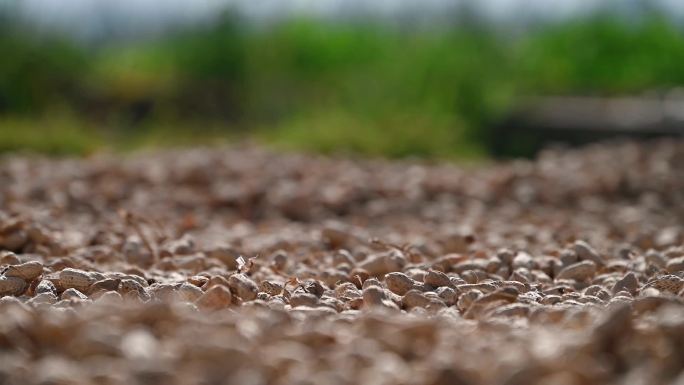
[1,7,684,157]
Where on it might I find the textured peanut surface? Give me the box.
[1,140,684,385]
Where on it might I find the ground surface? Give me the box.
[1,140,684,385]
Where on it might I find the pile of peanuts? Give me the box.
[1,139,683,384]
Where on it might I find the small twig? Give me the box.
[119,209,159,263]
[369,238,403,251]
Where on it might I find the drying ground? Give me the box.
[1,140,684,385]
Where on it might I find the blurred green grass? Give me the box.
[0,114,100,155]
[1,12,683,157]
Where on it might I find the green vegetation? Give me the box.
[0,115,99,155]
[1,12,683,157]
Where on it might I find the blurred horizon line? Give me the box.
[3,0,684,43]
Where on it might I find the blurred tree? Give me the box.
[0,16,86,114]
